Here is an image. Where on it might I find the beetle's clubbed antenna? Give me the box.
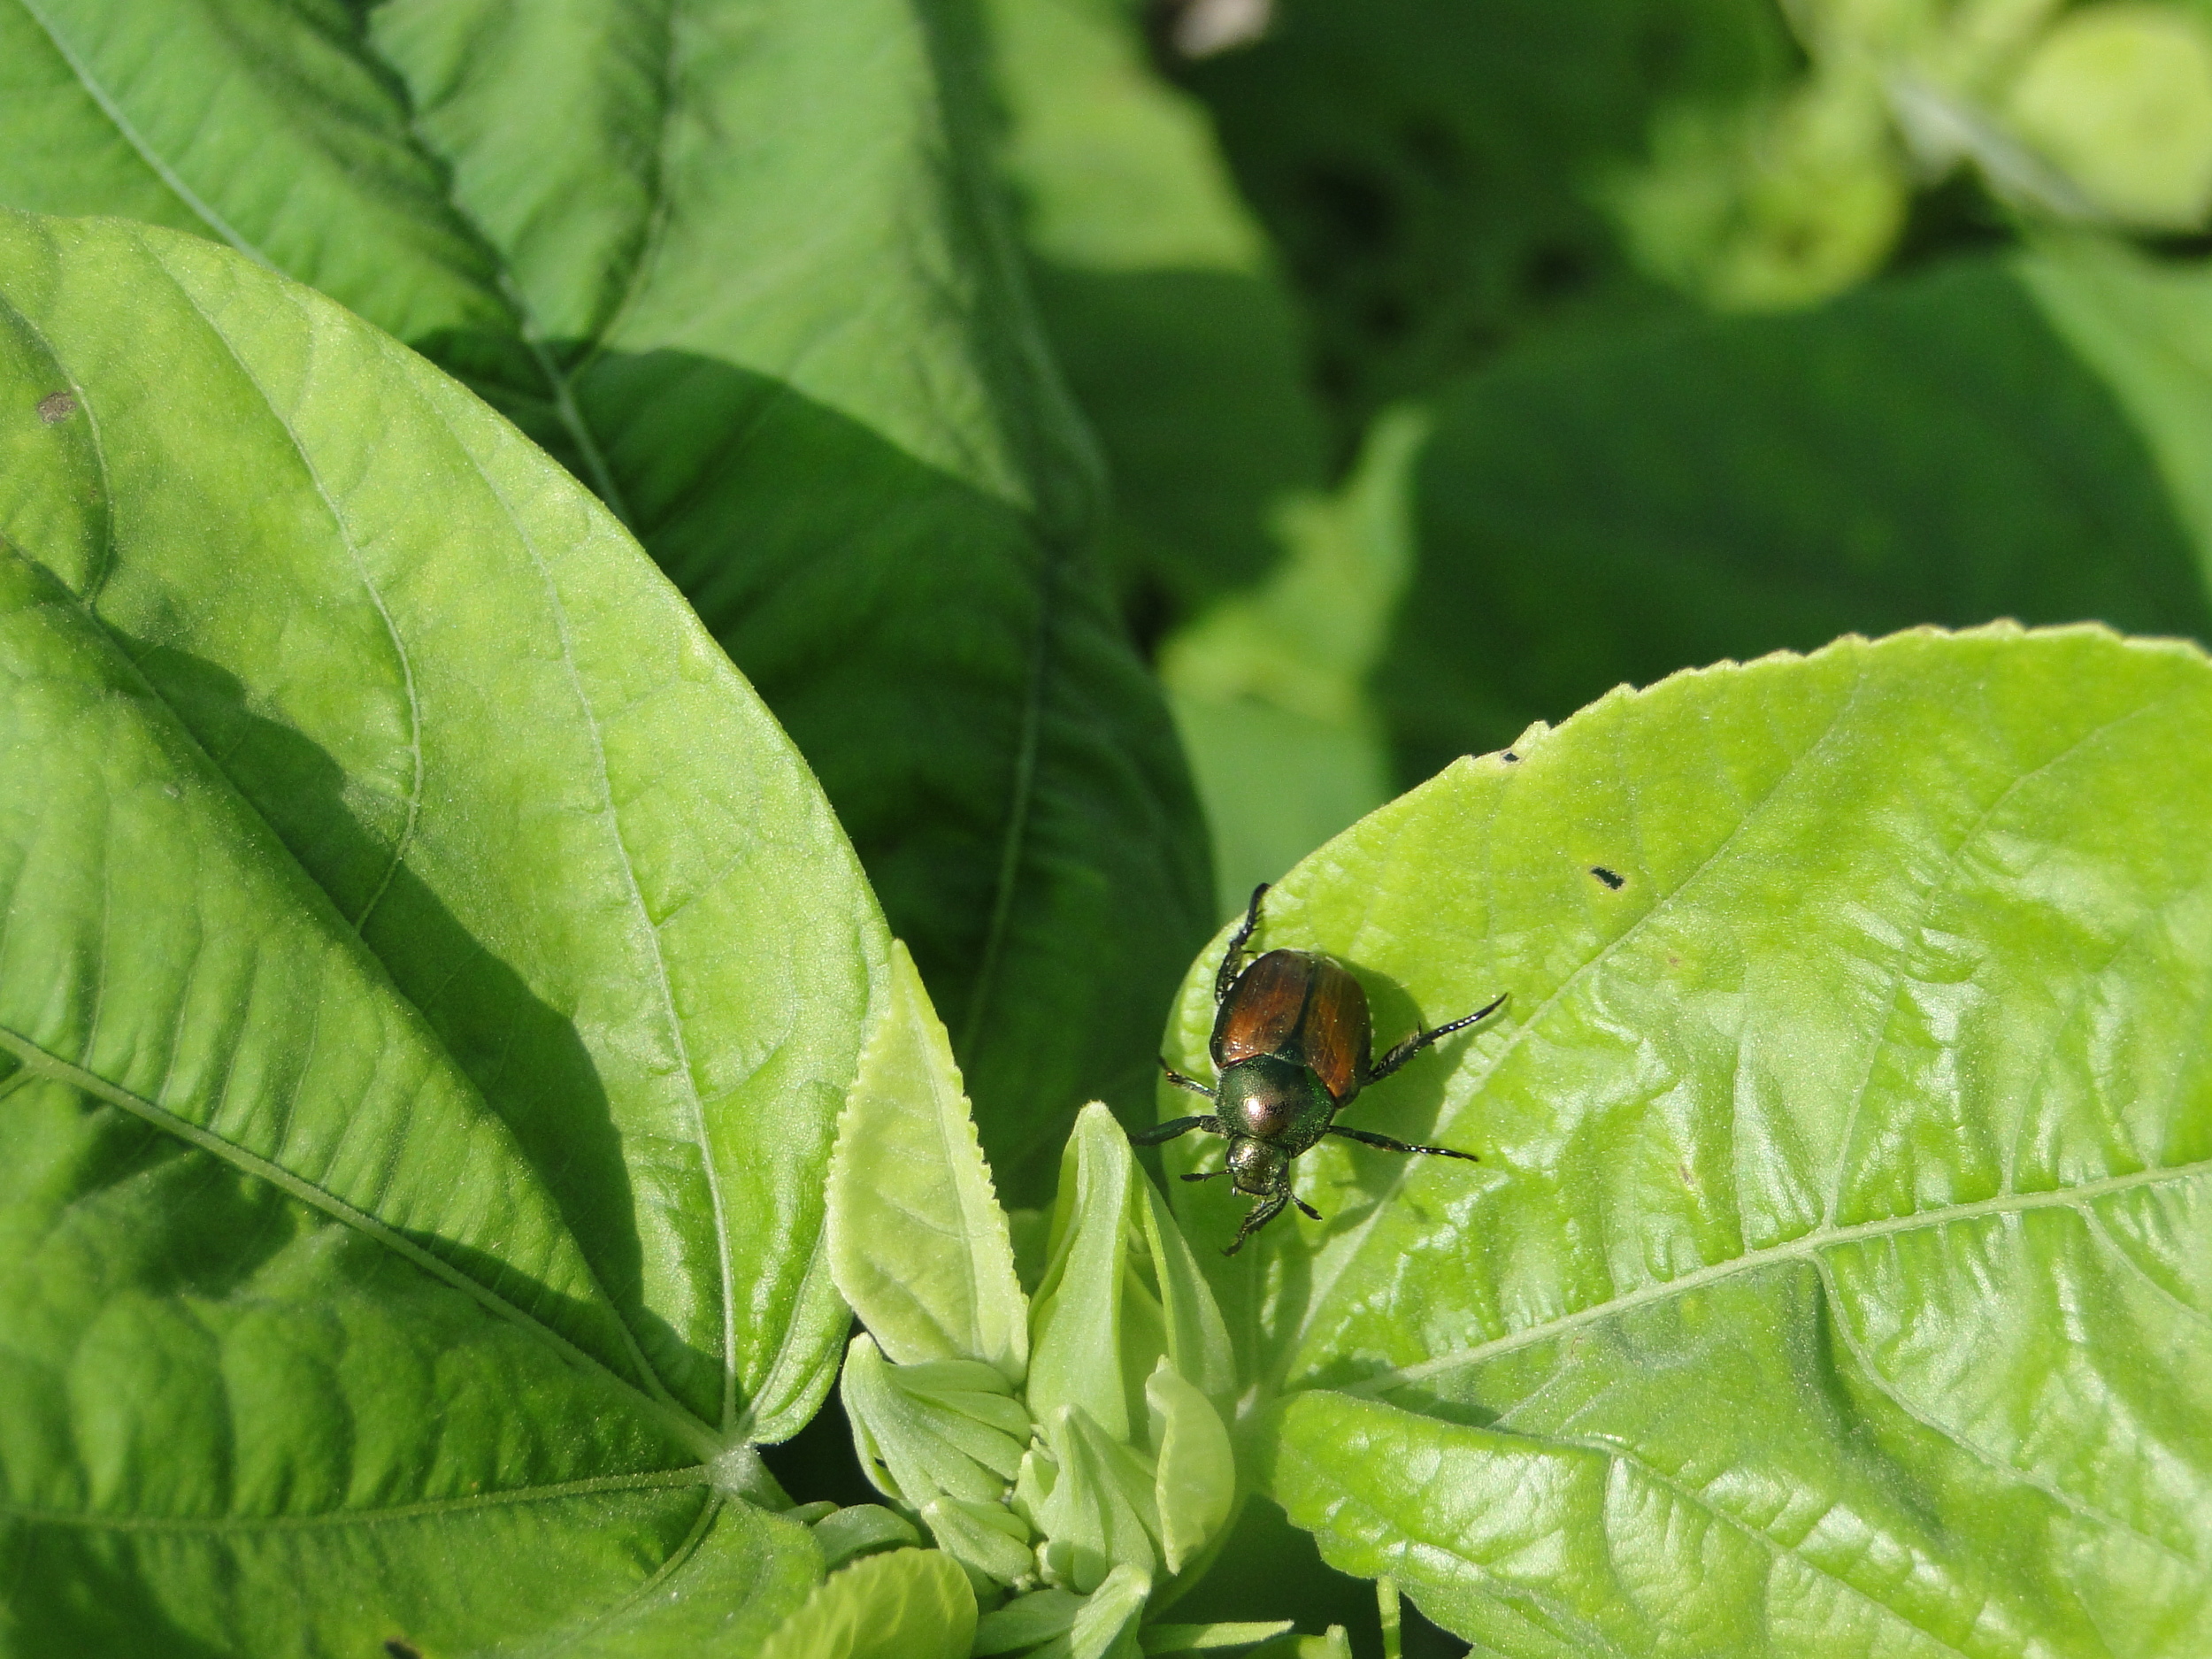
[1329,1125,1479,1162]
[1216,882,1270,1004]
[1180,1167,1229,1182]
[1367,990,1509,1084]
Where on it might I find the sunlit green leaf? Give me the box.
[757,1547,978,1659]
[0,0,1211,1197]
[0,210,881,1651]
[1164,626,2212,1653]
[829,941,1028,1382]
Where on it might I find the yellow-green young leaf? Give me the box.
[1031,1103,1234,1440]
[757,1548,978,1659]
[1059,1561,1154,1659]
[830,941,1028,1381]
[1145,1363,1234,1576]
[0,0,1213,1196]
[1138,1622,1296,1654]
[1162,626,2212,1655]
[0,211,883,1654]
[976,1587,1085,1655]
[1021,1406,1163,1594]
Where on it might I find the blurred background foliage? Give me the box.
[981,0,2212,919]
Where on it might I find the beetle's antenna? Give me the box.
[1180,1167,1229,1182]
[1367,989,1509,1082]
[1216,882,1270,1003]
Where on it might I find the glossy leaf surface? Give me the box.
[1161,627,2212,1654]
[0,0,1211,1195]
[0,211,882,1651]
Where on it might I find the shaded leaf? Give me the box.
[1379,255,2212,779]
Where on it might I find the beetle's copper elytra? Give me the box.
[1133,884,1506,1254]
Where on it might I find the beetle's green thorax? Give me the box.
[1218,1055,1334,1149]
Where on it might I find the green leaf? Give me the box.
[1379,255,2212,779]
[975,1586,1084,1655]
[1144,1363,1234,1577]
[1031,1104,1235,1440]
[2023,233,2212,596]
[1139,1621,1296,1655]
[1020,1407,1162,1594]
[1162,626,2212,1653]
[1178,0,1794,423]
[0,210,882,1648]
[812,1504,924,1572]
[830,941,1029,1382]
[1057,1561,1153,1659]
[1162,411,1425,912]
[0,0,1212,1197]
[757,1548,979,1659]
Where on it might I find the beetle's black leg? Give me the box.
[1366,990,1509,1083]
[1130,1114,1226,1146]
[1223,1188,1288,1255]
[1292,1194,1323,1221]
[1157,1056,1217,1098]
[1215,882,1271,1004]
[1328,1125,1479,1162]
[1180,1167,1229,1182]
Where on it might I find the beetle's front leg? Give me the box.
[1130,1114,1226,1146]
[1214,882,1270,1004]
[1223,1188,1288,1255]
[1157,1056,1217,1098]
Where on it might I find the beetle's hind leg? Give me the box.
[1161,1066,1216,1099]
[1215,882,1271,1004]
[1328,1125,1479,1162]
[1130,1114,1227,1146]
[1367,990,1509,1083]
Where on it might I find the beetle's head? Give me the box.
[1226,1136,1289,1195]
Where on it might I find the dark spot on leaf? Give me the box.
[1501,751,1520,764]
[1590,865,1624,890]
[36,391,75,425]
[385,1641,423,1659]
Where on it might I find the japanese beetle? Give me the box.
[1135,884,1505,1254]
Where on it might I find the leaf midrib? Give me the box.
[1342,1155,2212,1397]
[0,1466,713,1533]
[0,1025,723,1462]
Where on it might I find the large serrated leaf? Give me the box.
[829,941,1028,1383]
[0,210,884,1653]
[0,0,1212,1193]
[1162,626,2212,1655]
